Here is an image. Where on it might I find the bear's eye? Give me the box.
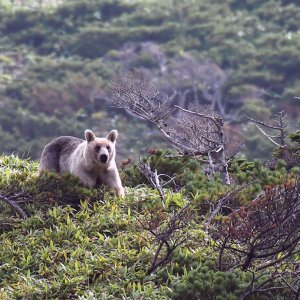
[106,145,111,151]
[95,145,101,152]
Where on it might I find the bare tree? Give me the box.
[245,110,288,148]
[108,76,231,184]
[246,110,300,169]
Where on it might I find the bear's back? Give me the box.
[53,136,84,158]
[39,136,84,173]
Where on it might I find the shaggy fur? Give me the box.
[38,129,125,197]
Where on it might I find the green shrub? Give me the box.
[169,261,252,300]
[0,153,298,299]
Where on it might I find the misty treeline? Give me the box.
[0,0,299,161]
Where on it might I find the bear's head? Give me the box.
[84,129,118,167]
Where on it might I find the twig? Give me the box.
[256,248,300,271]
[245,111,288,147]
[174,105,222,122]
[245,115,282,130]
[164,153,209,163]
[0,194,28,218]
[255,125,281,147]
[138,161,165,201]
[206,184,246,227]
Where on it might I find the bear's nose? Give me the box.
[100,154,108,163]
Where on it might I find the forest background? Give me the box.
[0,0,299,162]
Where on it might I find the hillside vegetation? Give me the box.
[0,0,299,160]
[0,138,299,298]
[0,1,300,298]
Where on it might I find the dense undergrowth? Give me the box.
[0,151,299,299]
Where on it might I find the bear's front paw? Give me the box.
[116,186,125,198]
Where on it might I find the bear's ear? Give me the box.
[85,129,96,142]
[106,130,118,143]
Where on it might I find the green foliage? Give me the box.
[0,0,299,161]
[169,261,251,300]
[122,148,296,210]
[121,149,223,203]
[0,155,104,223]
[289,121,300,144]
[288,121,300,162]
[0,153,37,173]
[0,155,190,298]
[0,202,155,298]
[0,153,298,298]
[69,24,177,58]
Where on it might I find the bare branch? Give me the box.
[245,115,282,130]
[256,249,300,271]
[206,184,247,228]
[255,125,281,147]
[174,105,223,122]
[109,76,173,124]
[108,76,233,184]
[0,194,28,218]
[138,205,191,275]
[213,178,300,272]
[245,111,289,148]
[138,161,165,201]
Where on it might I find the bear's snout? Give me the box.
[100,154,108,163]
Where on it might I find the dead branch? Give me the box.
[245,111,288,148]
[138,161,165,201]
[205,184,247,228]
[109,76,173,124]
[138,205,191,275]
[241,267,300,300]
[109,76,233,185]
[255,125,281,147]
[213,178,300,272]
[245,116,283,130]
[0,194,28,218]
[174,105,223,122]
